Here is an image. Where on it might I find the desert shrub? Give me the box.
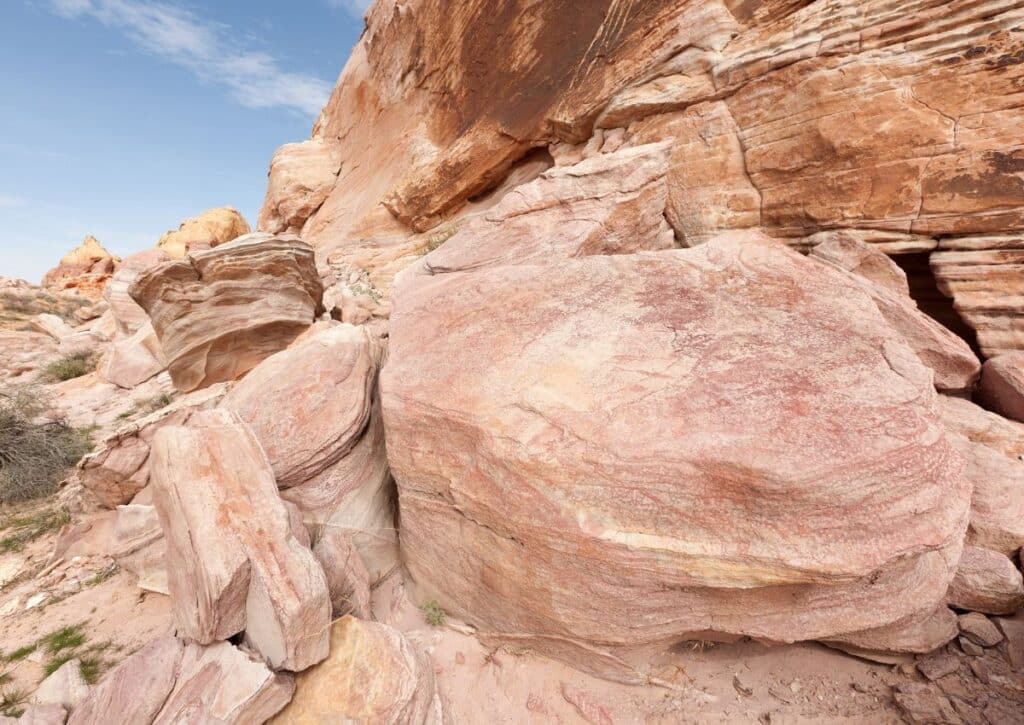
[419,600,446,627]
[0,387,93,504]
[40,352,95,382]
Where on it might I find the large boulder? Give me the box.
[68,637,293,725]
[222,322,397,589]
[155,207,251,258]
[130,233,324,392]
[947,546,1024,616]
[269,616,441,724]
[149,408,331,671]
[97,322,166,389]
[259,139,344,235]
[382,233,969,669]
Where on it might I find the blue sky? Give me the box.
[0,0,367,282]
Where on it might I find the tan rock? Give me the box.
[150,409,331,671]
[97,322,166,389]
[130,233,324,392]
[269,616,441,724]
[417,143,675,276]
[103,249,171,338]
[949,433,1024,556]
[826,607,959,658]
[30,314,75,340]
[33,658,90,710]
[69,636,293,725]
[979,352,1024,423]
[110,504,168,595]
[958,612,1003,647]
[155,207,250,259]
[948,546,1024,616]
[383,233,969,666]
[259,139,343,235]
[42,235,118,298]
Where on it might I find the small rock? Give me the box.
[959,637,984,656]
[916,653,961,681]
[25,592,48,610]
[995,615,1024,670]
[34,658,90,709]
[968,658,990,684]
[958,612,1004,647]
[893,683,961,725]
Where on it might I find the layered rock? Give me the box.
[68,637,293,725]
[78,384,225,508]
[222,322,397,587]
[383,234,969,666]
[270,617,441,724]
[102,249,171,338]
[42,235,118,298]
[130,234,324,392]
[155,207,250,258]
[149,409,331,671]
[258,139,343,235]
[931,236,1024,357]
[979,352,1024,423]
[263,0,1024,363]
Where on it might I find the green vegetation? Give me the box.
[141,392,174,414]
[0,386,93,504]
[40,352,96,382]
[0,687,26,718]
[3,644,36,663]
[42,624,87,654]
[420,600,446,627]
[0,507,72,553]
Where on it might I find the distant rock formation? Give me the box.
[42,235,119,298]
[155,206,250,258]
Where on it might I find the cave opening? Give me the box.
[890,252,983,359]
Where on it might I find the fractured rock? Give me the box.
[150,409,330,671]
[269,616,441,724]
[980,352,1024,423]
[809,232,911,296]
[97,322,166,389]
[103,249,171,338]
[33,658,90,710]
[382,232,969,663]
[948,546,1024,616]
[68,636,293,725]
[130,233,324,392]
[958,613,1003,648]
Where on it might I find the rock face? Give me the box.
[155,207,251,258]
[270,617,441,724]
[42,235,118,298]
[68,637,293,725]
[103,249,171,338]
[264,0,1024,354]
[383,233,969,664]
[979,352,1024,423]
[259,139,343,235]
[149,409,331,671]
[130,234,324,392]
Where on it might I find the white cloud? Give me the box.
[49,0,333,116]
[326,0,372,20]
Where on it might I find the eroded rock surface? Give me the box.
[130,234,324,392]
[383,233,969,669]
[42,235,118,298]
[149,409,330,671]
[980,352,1024,423]
[156,207,251,258]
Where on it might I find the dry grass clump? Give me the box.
[0,387,93,504]
[40,352,95,382]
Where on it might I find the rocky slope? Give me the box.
[1,1,1023,724]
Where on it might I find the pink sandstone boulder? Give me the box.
[979,352,1024,423]
[97,321,166,389]
[382,233,969,669]
[130,233,324,392]
[68,637,293,725]
[103,249,171,338]
[222,323,397,589]
[259,139,343,235]
[149,409,331,671]
[948,546,1024,616]
[810,232,911,296]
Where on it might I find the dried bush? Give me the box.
[40,352,95,382]
[0,387,93,504]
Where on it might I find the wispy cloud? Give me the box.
[49,0,333,116]
[327,0,372,20]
